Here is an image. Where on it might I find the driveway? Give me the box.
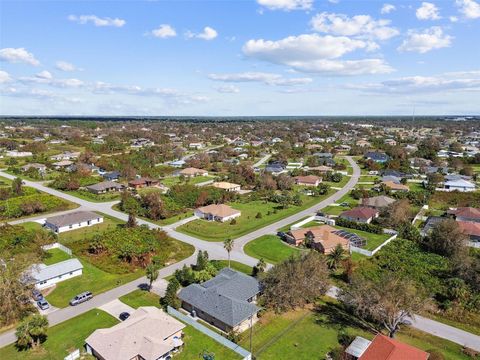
[99,299,134,320]
[150,278,169,296]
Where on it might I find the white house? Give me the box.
[442,179,476,192]
[194,204,241,222]
[44,211,103,233]
[29,258,83,289]
[6,150,33,157]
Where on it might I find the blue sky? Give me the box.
[0,0,479,116]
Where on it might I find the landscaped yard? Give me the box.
[120,289,161,309]
[177,192,333,241]
[322,205,348,215]
[0,309,118,360]
[43,248,72,265]
[335,226,391,251]
[244,235,303,264]
[211,260,253,274]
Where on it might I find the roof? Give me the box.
[362,196,395,208]
[447,207,480,219]
[103,171,120,179]
[458,221,480,237]
[341,207,379,220]
[128,177,158,186]
[359,334,429,360]
[180,167,207,175]
[288,225,350,250]
[85,307,185,360]
[212,182,241,190]
[345,336,372,358]
[295,175,320,184]
[178,268,260,327]
[86,181,124,192]
[46,211,102,227]
[445,179,476,188]
[53,160,73,166]
[307,165,332,172]
[365,152,389,161]
[196,204,240,218]
[382,181,409,191]
[29,258,83,283]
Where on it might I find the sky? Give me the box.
[0,0,479,116]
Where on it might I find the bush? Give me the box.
[427,350,445,360]
[230,218,237,225]
[336,217,383,234]
[255,212,262,219]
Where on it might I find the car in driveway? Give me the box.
[119,312,130,321]
[37,299,50,310]
[32,289,43,301]
[69,291,93,306]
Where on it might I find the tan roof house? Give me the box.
[179,167,208,177]
[285,225,350,254]
[212,181,241,192]
[194,204,241,222]
[295,175,321,187]
[85,307,185,360]
[382,181,409,192]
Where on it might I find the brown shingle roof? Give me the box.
[341,207,379,220]
[359,334,429,360]
[197,204,240,218]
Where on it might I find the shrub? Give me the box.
[255,212,262,219]
[230,218,237,225]
[336,217,383,234]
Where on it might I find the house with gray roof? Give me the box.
[85,180,125,194]
[28,258,83,289]
[44,211,103,233]
[178,268,261,333]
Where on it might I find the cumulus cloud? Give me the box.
[0,70,12,83]
[311,12,399,40]
[68,15,125,27]
[381,4,396,14]
[55,61,78,72]
[18,72,84,88]
[416,2,441,20]
[186,26,218,40]
[242,34,393,75]
[150,24,177,38]
[256,0,313,11]
[214,85,240,93]
[398,27,452,53]
[456,0,480,19]
[208,72,312,86]
[0,47,40,66]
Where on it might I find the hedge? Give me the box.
[335,217,383,234]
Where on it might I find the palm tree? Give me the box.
[146,263,159,291]
[223,238,234,268]
[15,314,49,349]
[326,244,348,270]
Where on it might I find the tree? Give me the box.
[223,238,234,268]
[252,258,267,277]
[11,177,23,195]
[423,219,468,258]
[326,244,348,270]
[15,314,49,349]
[261,252,330,312]
[161,277,181,310]
[341,272,425,338]
[126,212,137,228]
[195,250,209,271]
[145,262,160,291]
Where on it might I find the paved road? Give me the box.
[253,154,271,168]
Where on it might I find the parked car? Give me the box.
[119,312,130,321]
[339,202,350,207]
[37,299,50,310]
[32,289,43,301]
[69,291,93,306]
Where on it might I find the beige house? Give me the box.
[295,175,321,187]
[179,167,208,177]
[85,307,185,360]
[212,181,241,192]
[194,204,241,222]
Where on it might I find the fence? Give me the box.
[41,242,72,256]
[412,205,429,225]
[64,349,80,360]
[350,233,398,257]
[167,306,252,360]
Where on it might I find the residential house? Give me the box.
[86,181,125,194]
[385,138,397,146]
[458,221,480,242]
[381,181,409,192]
[361,196,395,210]
[265,162,286,175]
[340,207,379,224]
[356,139,371,148]
[178,268,260,333]
[179,167,208,177]
[420,216,444,237]
[21,163,47,174]
[189,142,204,149]
[307,165,333,174]
[85,307,185,360]
[50,151,80,161]
[285,225,353,252]
[44,211,103,233]
[29,258,83,290]
[295,175,321,187]
[364,152,389,163]
[346,334,429,360]
[194,204,241,222]
[6,150,33,157]
[169,159,186,168]
[131,138,154,148]
[128,177,159,190]
[212,181,241,192]
[442,179,476,192]
[52,160,74,170]
[447,207,480,223]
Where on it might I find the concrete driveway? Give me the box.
[150,278,168,297]
[98,299,134,320]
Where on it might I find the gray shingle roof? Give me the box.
[46,211,101,227]
[178,268,260,327]
[86,181,124,192]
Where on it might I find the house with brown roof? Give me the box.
[295,175,321,187]
[381,180,409,192]
[85,181,125,194]
[457,221,480,242]
[285,225,350,254]
[361,196,395,209]
[212,181,241,192]
[128,177,159,190]
[340,207,379,224]
[194,204,241,222]
[85,307,185,360]
[179,167,208,177]
[447,207,480,223]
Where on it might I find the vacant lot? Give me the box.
[244,235,303,264]
[162,175,214,187]
[43,248,71,265]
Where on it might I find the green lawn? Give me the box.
[0,309,119,360]
[177,192,333,241]
[277,216,312,232]
[65,189,121,203]
[120,289,161,309]
[112,203,194,226]
[211,260,254,275]
[43,248,72,265]
[161,175,214,187]
[244,235,303,265]
[57,215,124,245]
[335,226,391,251]
[323,205,348,215]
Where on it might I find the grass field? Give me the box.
[244,235,303,264]
[43,248,72,265]
[211,260,254,274]
[177,192,333,241]
[65,189,121,203]
[57,216,124,245]
[120,289,161,309]
[322,205,348,215]
[335,226,391,251]
[0,309,118,360]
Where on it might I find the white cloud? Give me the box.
[242,34,392,75]
[0,70,12,83]
[398,27,452,53]
[18,73,84,88]
[0,47,40,66]
[256,0,313,11]
[416,2,441,20]
[186,26,218,40]
[456,0,480,19]
[381,4,396,14]
[55,61,77,72]
[215,85,240,93]
[68,15,125,27]
[151,24,177,38]
[311,12,399,40]
[36,70,53,80]
[208,72,312,86]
